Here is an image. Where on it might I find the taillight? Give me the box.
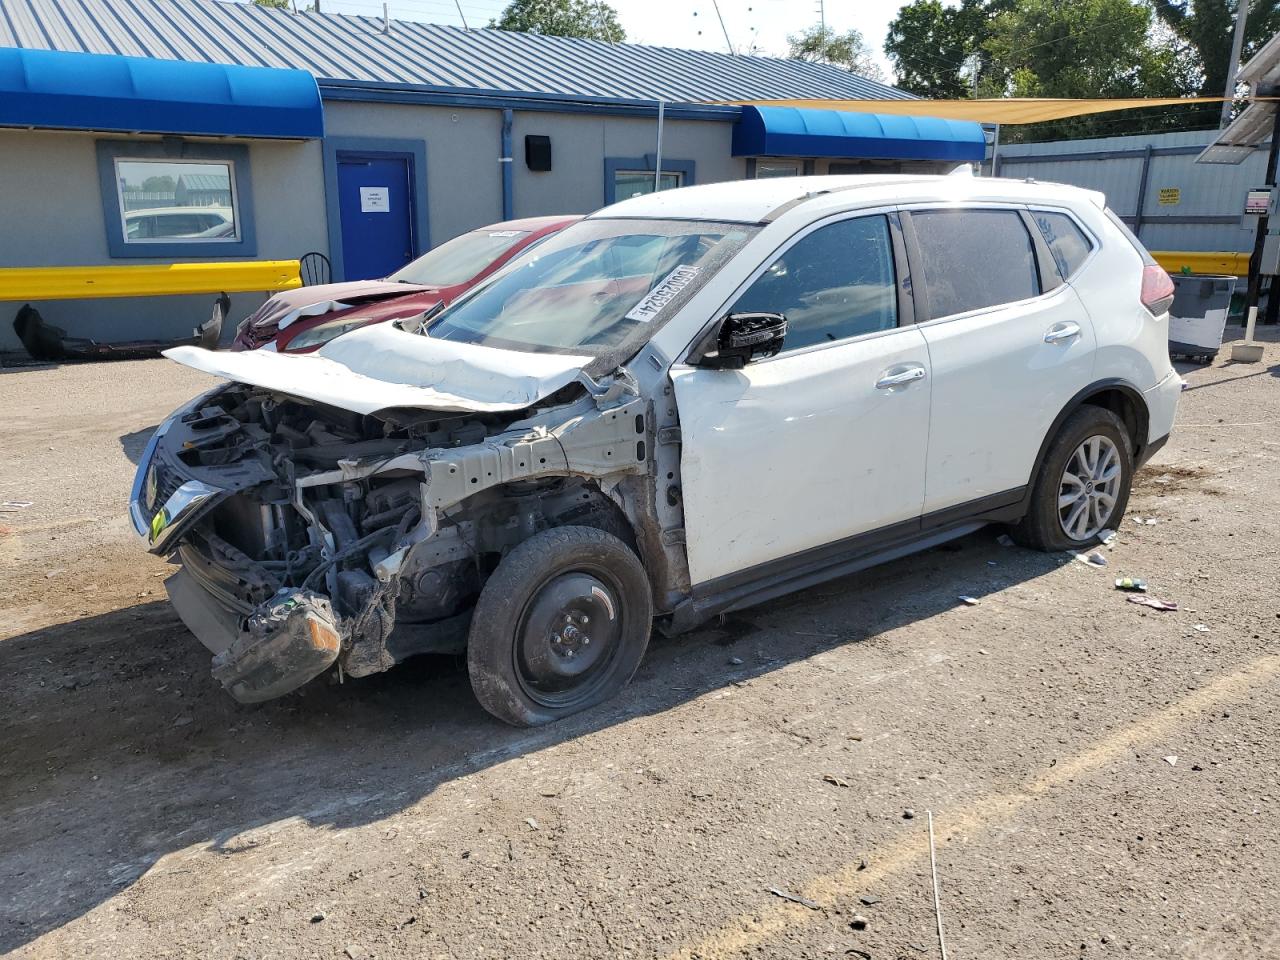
[1140,264,1175,316]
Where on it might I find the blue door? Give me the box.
[336,153,416,280]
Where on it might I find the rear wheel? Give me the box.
[467,526,653,727]
[1011,405,1134,552]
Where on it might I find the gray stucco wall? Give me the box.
[0,129,326,353]
[323,100,504,249]
[323,102,747,244]
[511,112,745,218]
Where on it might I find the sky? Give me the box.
[308,0,910,81]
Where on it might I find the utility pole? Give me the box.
[818,0,826,61]
[710,0,735,55]
[1222,0,1250,127]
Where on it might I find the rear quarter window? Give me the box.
[909,208,1039,318]
[1033,210,1094,280]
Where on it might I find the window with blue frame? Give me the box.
[603,156,695,206]
[95,141,257,258]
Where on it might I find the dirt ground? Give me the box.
[2,331,1279,960]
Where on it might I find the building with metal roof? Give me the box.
[0,0,912,105]
[0,0,986,352]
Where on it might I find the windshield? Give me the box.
[425,218,757,355]
[389,228,531,286]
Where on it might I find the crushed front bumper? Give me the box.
[166,567,343,703]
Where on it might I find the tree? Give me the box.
[141,175,176,194]
[983,0,1196,138]
[787,25,884,81]
[253,0,292,8]
[890,0,977,96]
[1153,0,1280,122]
[492,0,625,43]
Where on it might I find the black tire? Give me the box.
[1010,405,1134,552]
[466,526,653,727]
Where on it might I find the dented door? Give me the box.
[672,325,931,587]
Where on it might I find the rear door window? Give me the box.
[1033,210,1094,280]
[729,215,898,352]
[909,209,1039,319]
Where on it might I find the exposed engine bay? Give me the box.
[136,377,676,704]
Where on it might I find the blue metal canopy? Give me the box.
[733,105,986,163]
[0,47,323,139]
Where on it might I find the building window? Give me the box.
[603,156,696,206]
[115,159,240,244]
[96,141,257,258]
[754,160,801,178]
[614,170,683,201]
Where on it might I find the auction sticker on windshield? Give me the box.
[625,265,700,322]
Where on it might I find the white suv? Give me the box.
[134,175,1181,725]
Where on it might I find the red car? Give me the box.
[233,215,581,353]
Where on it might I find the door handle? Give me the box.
[1044,322,1082,344]
[875,364,927,389]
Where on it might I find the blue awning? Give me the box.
[0,47,323,139]
[733,105,986,163]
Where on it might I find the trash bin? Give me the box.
[1167,275,1236,363]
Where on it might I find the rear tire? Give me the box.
[1010,405,1134,552]
[467,526,653,727]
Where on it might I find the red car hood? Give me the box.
[235,280,434,350]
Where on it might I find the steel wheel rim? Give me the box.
[512,564,625,710]
[1058,435,1122,541]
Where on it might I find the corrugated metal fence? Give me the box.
[994,129,1269,254]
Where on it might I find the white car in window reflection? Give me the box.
[133,175,1181,727]
[124,206,235,241]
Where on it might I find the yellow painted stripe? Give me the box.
[0,261,302,301]
[1152,250,1249,277]
[668,653,1280,960]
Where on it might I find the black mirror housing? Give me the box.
[698,312,787,369]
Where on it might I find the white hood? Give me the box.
[165,322,592,415]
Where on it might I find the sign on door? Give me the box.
[359,186,390,213]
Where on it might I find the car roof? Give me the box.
[590,175,1104,224]
[125,206,231,218]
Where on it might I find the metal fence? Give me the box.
[993,129,1269,254]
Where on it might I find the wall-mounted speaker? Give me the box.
[525,135,552,172]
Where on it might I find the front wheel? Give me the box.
[467,526,653,727]
[1011,405,1134,552]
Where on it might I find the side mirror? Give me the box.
[697,312,787,370]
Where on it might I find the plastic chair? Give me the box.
[299,251,332,286]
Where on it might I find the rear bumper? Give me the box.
[1141,368,1181,461]
[166,566,343,704]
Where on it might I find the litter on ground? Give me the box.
[1127,595,1178,611]
[1115,577,1148,592]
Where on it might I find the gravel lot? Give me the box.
[2,332,1278,959]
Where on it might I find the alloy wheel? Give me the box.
[1057,435,1122,541]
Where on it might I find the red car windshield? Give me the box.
[388,228,532,286]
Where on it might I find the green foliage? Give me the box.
[492,0,625,43]
[984,0,1198,139]
[884,0,1250,140]
[1153,0,1280,125]
[885,0,1010,98]
[140,175,177,194]
[787,25,884,81]
[253,0,292,9]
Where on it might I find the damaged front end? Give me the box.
[131,377,653,704]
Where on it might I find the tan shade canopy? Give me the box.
[719,97,1230,125]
